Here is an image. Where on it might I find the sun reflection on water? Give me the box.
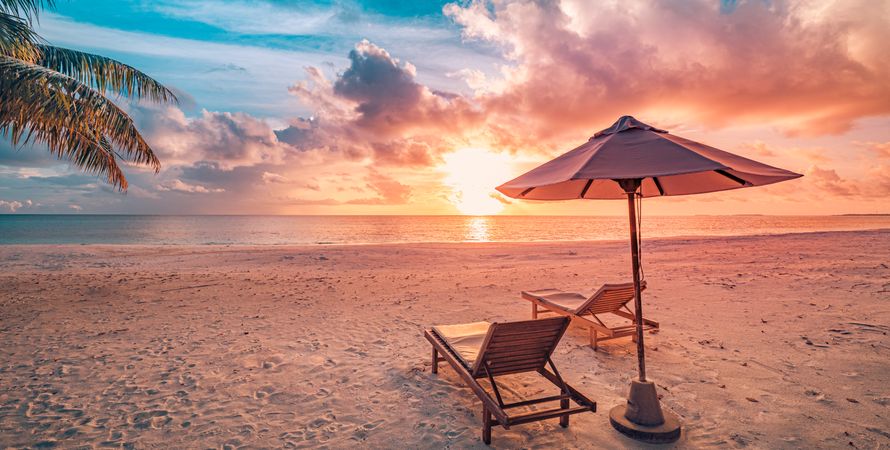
[464,216,491,242]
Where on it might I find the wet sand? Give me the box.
[0,230,888,448]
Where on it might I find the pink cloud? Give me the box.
[280,1,889,175]
[274,170,411,206]
[867,164,890,197]
[261,171,289,184]
[804,166,859,197]
[133,106,294,169]
[444,0,890,138]
[345,170,412,205]
[283,40,482,167]
[742,141,777,157]
[856,141,890,159]
[157,179,225,194]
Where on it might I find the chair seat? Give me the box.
[523,289,588,313]
[431,321,491,368]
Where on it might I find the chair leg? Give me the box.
[589,328,598,351]
[559,397,570,428]
[531,302,537,319]
[431,347,438,374]
[482,405,492,445]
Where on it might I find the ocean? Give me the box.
[0,215,888,245]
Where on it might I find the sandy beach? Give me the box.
[1,230,888,448]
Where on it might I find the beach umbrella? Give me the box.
[496,116,802,443]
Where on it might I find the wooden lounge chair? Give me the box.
[521,282,659,350]
[424,316,596,445]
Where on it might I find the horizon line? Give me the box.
[1,213,889,217]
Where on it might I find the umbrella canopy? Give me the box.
[496,116,802,200]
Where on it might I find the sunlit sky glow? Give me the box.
[1,0,889,215]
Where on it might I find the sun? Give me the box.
[441,148,513,215]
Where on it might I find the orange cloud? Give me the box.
[856,141,890,159]
[445,0,890,138]
[804,166,859,197]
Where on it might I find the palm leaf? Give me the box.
[0,55,160,189]
[37,45,178,103]
[0,0,53,21]
[0,12,40,60]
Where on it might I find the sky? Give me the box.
[1,0,889,215]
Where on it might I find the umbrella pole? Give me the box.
[626,189,646,382]
[610,179,681,442]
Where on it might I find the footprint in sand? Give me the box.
[315,388,331,398]
[131,409,171,429]
[444,428,467,439]
[255,386,276,399]
[309,412,336,429]
[352,419,386,440]
[344,346,369,357]
[258,355,290,372]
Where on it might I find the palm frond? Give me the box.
[37,45,178,104]
[0,12,40,60]
[0,0,53,22]
[0,55,160,189]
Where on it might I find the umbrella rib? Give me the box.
[652,177,665,196]
[715,169,750,186]
[519,187,536,197]
[579,179,594,198]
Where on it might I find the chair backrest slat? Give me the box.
[471,316,569,377]
[575,281,646,315]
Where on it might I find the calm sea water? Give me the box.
[0,215,888,245]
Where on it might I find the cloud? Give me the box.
[856,141,890,159]
[132,106,294,169]
[262,171,323,190]
[331,40,481,136]
[276,169,411,206]
[68,204,82,211]
[26,174,99,188]
[447,68,489,93]
[284,40,482,166]
[491,192,512,205]
[805,165,859,197]
[126,185,161,199]
[34,13,345,118]
[345,170,412,205]
[147,0,453,41]
[443,0,890,137]
[0,140,58,167]
[157,179,225,194]
[0,199,32,212]
[740,141,839,164]
[261,171,289,184]
[743,141,777,157]
[868,164,890,196]
[279,196,342,206]
[204,63,249,74]
[799,148,831,164]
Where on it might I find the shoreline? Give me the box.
[1,227,887,249]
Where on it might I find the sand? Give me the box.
[0,230,888,449]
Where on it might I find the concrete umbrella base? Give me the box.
[609,380,681,444]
